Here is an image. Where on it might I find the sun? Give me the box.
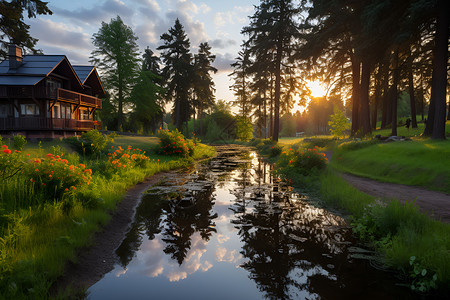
[308,81,327,98]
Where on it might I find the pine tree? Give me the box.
[158,19,193,131]
[193,42,217,136]
[242,0,302,142]
[90,16,140,131]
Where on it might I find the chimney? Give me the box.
[8,44,23,70]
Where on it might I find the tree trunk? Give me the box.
[350,53,361,136]
[273,46,281,142]
[360,58,372,135]
[380,58,390,128]
[431,0,449,139]
[117,74,123,131]
[391,49,399,136]
[408,48,418,128]
[372,65,382,130]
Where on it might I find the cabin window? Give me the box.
[80,108,92,120]
[20,104,40,116]
[53,105,60,118]
[65,106,72,119]
[0,104,10,117]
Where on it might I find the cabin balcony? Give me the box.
[0,117,101,131]
[0,86,102,109]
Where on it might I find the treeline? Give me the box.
[231,0,448,140]
[91,17,218,136]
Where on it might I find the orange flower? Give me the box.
[34,158,41,164]
[30,178,34,183]
[65,188,69,191]
[49,175,52,178]
[35,168,39,172]
[46,153,53,158]
[78,163,85,169]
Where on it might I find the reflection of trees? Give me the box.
[161,185,217,265]
[231,153,351,300]
[116,194,167,268]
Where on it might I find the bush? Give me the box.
[105,145,152,174]
[277,146,328,176]
[269,144,283,158]
[156,129,194,156]
[65,129,108,157]
[12,134,27,151]
[25,153,92,200]
[0,145,25,181]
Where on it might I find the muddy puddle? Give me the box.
[87,146,417,299]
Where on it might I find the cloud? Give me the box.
[214,6,252,28]
[29,19,92,64]
[209,39,237,49]
[213,53,235,73]
[52,0,134,26]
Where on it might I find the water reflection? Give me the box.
[88,147,415,300]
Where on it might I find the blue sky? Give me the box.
[27,0,258,103]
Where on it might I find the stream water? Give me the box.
[87,146,416,299]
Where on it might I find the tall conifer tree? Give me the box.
[158,19,193,131]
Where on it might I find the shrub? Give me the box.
[277,146,328,176]
[12,134,27,151]
[105,145,152,174]
[156,129,194,156]
[25,153,92,200]
[269,144,283,158]
[0,145,25,181]
[65,129,108,157]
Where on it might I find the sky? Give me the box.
[27,0,259,107]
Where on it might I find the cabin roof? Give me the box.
[0,55,104,97]
[72,65,95,84]
[0,55,67,77]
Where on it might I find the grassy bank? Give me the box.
[320,170,450,294]
[253,135,450,295]
[0,133,215,299]
[332,139,450,193]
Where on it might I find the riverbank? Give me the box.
[0,133,216,299]
[253,137,450,296]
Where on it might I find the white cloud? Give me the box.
[213,52,235,73]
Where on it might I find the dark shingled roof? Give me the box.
[0,55,66,77]
[72,66,95,84]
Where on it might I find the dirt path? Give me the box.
[324,150,450,223]
[340,173,450,223]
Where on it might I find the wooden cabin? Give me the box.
[0,44,105,138]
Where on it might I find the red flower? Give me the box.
[2,149,11,154]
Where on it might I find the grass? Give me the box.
[319,170,450,294]
[0,134,215,299]
[332,139,450,193]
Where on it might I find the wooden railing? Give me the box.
[57,88,102,109]
[0,86,102,109]
[0,117,101,131]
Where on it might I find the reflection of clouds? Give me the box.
[166,234,212,281]
[217,234,229,244]
[135,233,213,282]
[215,247,242,264]
[141,239,165,278]
[115,268,127,277]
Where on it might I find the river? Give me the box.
[87,146,416,299]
